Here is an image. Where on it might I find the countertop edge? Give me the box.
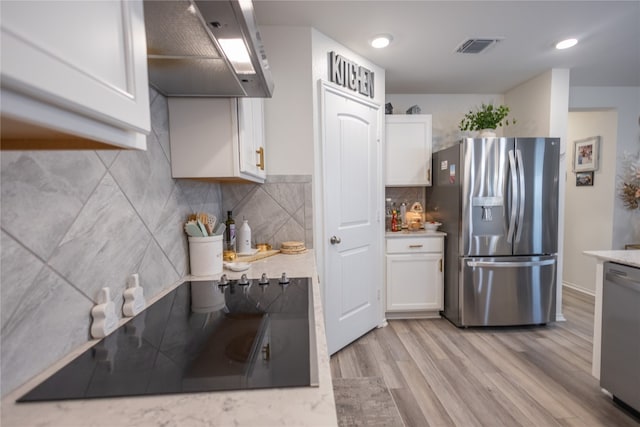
[385,230,447,238]
[583,250,640,269]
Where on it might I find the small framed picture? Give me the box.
[573,136,600,172]
[576,171,594,186]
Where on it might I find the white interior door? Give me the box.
[320,83,382,355]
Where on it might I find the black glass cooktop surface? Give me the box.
[18,277,311,402]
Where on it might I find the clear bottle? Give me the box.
[224,210,236,260]
[385,198,393,231]
[400,202,407,229]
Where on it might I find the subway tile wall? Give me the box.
[0,87,311,396]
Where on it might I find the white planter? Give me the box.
[479,129,497,138]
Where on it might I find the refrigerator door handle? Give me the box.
[467,259,556,268]
[515,149,526,243]
[507,149,518,243]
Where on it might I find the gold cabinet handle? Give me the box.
[427,167,431,183]
[409,244,423,248]
[256,147,265,170]
[439,258,443,272]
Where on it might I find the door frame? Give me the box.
[314,80,386,342]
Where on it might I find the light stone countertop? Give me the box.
[583,249,640,268]
[385,230,446,238]
[1,250,338,427]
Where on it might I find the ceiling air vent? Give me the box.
[455,38,502,54]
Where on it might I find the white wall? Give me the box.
[384,94,504,150]
[260,26,314,175]
[504,71,553,138]
[564,111,617,294]
[569,87,640,249]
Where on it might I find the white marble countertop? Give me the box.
[1,250,338,427]
[385,230,446,238]
[583,250,640,268]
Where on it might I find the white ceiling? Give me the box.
[252,0,640,94]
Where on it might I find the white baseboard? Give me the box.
[562,281,596,297]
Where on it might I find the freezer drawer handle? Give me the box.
[467,259,555,268]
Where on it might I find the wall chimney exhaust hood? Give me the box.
[144,0,274,97]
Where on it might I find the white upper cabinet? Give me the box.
[237,98,266,181]
[168,98,266,184]
[0,0,150,149]
[385,115,432,186]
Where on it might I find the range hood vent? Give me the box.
[144,0,274,98]
[455,38,502,54]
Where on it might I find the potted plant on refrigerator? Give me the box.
[458,103,516,137]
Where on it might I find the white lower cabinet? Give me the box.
[385,235,444,319]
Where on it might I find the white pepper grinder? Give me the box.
[237,218,252,254]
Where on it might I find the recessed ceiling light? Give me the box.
[556,38,578,50]
[371,34,393,49]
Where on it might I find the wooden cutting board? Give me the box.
[235,249,280,263]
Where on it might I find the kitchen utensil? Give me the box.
[214,222,225,236]
[196,219,208,236]
[207,214,217,235]
[185,220,205,237]
[235,249,279,263]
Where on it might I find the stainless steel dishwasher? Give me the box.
[601,262,640,413]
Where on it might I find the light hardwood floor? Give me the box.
[330,287,640,427]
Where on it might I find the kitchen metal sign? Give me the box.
[329,51,374,98]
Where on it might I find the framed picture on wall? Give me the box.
[573,136,600,172]
[576,171,594,186]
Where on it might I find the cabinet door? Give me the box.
[386,253,443,311]
[385,115,432,186]
[238,98,266,180]
[1,0,150,148]
[168,98,265,184]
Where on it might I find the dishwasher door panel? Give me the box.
[601,262,640,412]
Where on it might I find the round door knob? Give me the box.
[330,236,341,245]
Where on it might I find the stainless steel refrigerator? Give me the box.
[426,137,560,327]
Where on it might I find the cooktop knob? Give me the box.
[259,273,269,286]
[279,272,290,285]
[217,274,229,293]
[239,274,250,286]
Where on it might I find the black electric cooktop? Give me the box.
[18,275,312,402]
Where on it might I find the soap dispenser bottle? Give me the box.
[237,218,252,254]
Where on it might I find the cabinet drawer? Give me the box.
[386,237,442,254]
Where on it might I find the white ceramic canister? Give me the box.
[237,219,252,254]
